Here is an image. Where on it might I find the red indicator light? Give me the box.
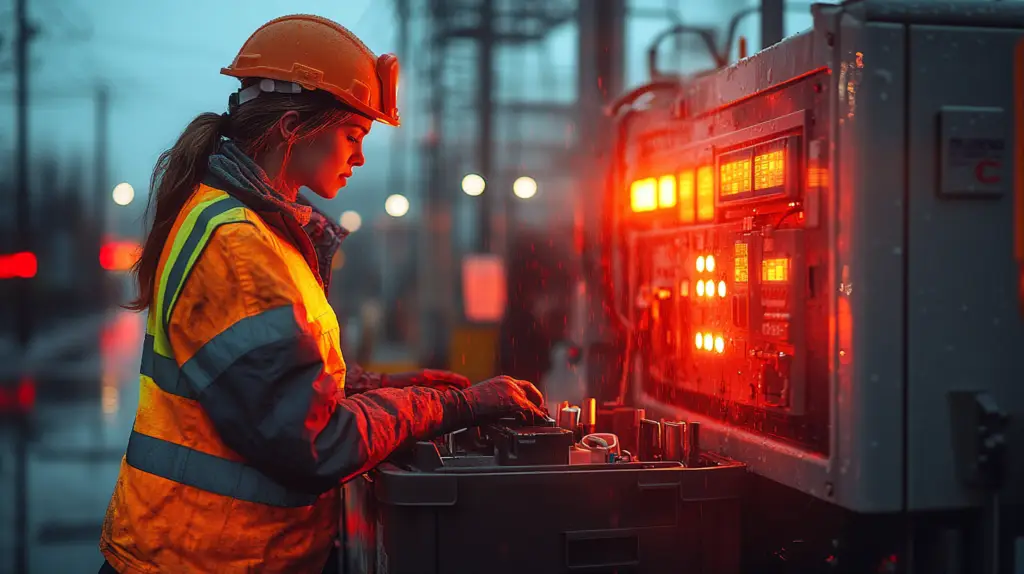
[0,251,37,279]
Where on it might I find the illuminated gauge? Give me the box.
[706,255,716,272]
[696,256,705,273]
[714,336,725,354]
[680,280,690,297]
[696,280,705,297]
[703,333,713,351]
[704,279,715,297]
[695,332,704,350]
[717,280,727,298]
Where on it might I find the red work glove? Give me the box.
[461,376,547,422]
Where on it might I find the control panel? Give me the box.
[640,226,807,415]
[619,82,830,453]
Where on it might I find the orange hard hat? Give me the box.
[221,14,400,126]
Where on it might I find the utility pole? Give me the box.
[577,0,625,403]
[94,85,109,235]
[761,0,785,49]
[94,84,110,308]
[13,0,34,571]
[476,0,495,253]
[15,0,32,345]
[383,0,410,342]
[390,0,410,202]
[421,0,452,368]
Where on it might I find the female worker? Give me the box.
[98,15,546,574]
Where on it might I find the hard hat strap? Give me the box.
[233,78,303,108]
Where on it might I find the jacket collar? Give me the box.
[203,140,349,291]
[297,194,350,289]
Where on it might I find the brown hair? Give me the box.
[126,87,355,311]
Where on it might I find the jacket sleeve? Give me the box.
[344,361,385,394]
[344,363,469,395]
[167,221,474,495]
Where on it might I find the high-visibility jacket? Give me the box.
[100,183,470,573]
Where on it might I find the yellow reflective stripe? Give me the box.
[151,194,227,357]
[147,304,173,360]
[161,197,247,335]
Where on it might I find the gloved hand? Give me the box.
[461,376,547,422]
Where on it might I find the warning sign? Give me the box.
[939,107,1008,198]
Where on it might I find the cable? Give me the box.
[773,204,802,228]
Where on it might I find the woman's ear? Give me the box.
[276,110,301,141]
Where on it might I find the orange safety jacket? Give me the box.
[100,180,472,573]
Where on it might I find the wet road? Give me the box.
[0,310,145,574]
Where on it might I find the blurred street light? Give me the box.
[340,210,363,232]
[385,194,410,218]
[512,176,538,200]
[331,249,346,271]
[461,173,486,196]
[112,182,135,206]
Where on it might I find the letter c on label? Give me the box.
[975,159,1001,184]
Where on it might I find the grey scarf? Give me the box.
[206,139,349,288]
[207,139,313,226]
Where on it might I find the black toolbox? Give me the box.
[339,446,746,574]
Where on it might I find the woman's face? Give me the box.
[286,114,373,200]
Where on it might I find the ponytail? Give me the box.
[126,112,223,311]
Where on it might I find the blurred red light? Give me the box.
[17,378,35,411]
[0,251,37,279]
[0,378,36,413]
[100,241,141,272]
[99,244,115,270]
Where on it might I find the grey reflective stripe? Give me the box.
[140,334,191,398]
[161,196,246,333]
[141,306,302,400]
[180,306,301,394]
[125,430,319,508]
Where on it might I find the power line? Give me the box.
[35,0,93,42]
